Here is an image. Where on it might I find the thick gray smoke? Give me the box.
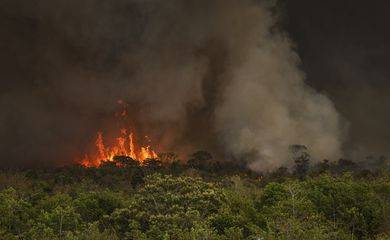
[211,1,345,170]
[0,0,344,169]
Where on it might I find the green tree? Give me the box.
[0,188,32,237]
[304,174,382,238]
[74,190,125,222]
[106,174,224,239]
[33,194,81,239]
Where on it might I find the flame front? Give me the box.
[81,128,158,167]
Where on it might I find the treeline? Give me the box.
[0,150,389,239]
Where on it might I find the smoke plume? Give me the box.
[0,0,344,170]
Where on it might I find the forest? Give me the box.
[0,149,389,240]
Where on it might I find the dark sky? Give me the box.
[285,0,390,157]
[0,0,389,166]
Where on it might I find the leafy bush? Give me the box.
[0,166,389,239]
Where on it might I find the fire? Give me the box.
[80,99,158,167]
[81,129,158,167]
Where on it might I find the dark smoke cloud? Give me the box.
[0,0,345,169]
[285,0,390,161]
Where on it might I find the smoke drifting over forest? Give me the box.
[0,0,345,170]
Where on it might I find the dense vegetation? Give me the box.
[0,150,389,240]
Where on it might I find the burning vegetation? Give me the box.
[80,100,159,167]
[81,129,158,167]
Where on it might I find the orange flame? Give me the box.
[81,128,158,167]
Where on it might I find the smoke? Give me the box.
[211,1,345,170]
[0,0,344,170]
[285,0,390,161]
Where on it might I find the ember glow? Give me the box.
[81,128,158,167]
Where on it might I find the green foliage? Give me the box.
[74,190,125,222]
[105,174,224,239]
[260,182,288,206]
[0,188,32,236]
[304,175,383,238]
[0,166,389,240]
